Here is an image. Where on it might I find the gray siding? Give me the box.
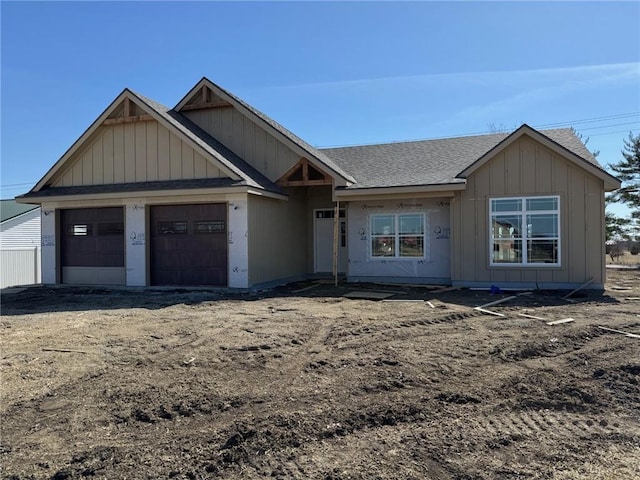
[184,108,301,182]
[452,135,606,288]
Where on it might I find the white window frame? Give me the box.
[489,195,560,267]
[369,213,427,260]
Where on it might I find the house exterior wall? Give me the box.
[125,202,147,286]
[247,189,308,286]
[0,209,42,288]
[183,108,301,182]
[40,206,57,284]
[37,192,252,288]
[451,135,606,289]
[346,198,451,283]
[52,121,227,187]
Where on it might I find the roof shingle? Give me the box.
[321,128,602,189]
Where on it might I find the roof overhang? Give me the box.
[333,183,465,202]
[16,181,288,205]
[457,124,621,191]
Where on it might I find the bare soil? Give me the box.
[1,270,639,480]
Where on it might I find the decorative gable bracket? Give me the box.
[277,158,333,187]
[103,98,155,125]
[179,85,232,111]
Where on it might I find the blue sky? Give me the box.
[1,1,639,217]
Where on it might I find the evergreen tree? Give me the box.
[609,132,640,220]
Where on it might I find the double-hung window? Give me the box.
[370,213,425,258]
[490,196,560,266]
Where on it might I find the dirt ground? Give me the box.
[1,270,639,480]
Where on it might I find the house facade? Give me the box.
[17,78,620,289]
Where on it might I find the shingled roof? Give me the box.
[130,91,284,196]
[321,128,603,190]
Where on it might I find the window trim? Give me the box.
[369,212,427,260]
[489,195,560,267]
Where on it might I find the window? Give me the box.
[194,220,225,234]
[98,222,124,235]
[68,224,91,236]
[157,221,188,235]
[370,213,425,258]
[490,196,559,266]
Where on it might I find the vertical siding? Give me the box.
[183,108,302,183]
[51,120,228,187]
[452,135,606,287]
[247,190,309,285]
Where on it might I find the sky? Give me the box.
[1,1,639,217]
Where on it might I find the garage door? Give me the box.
[150,204,227,286]
[60,207,125,285]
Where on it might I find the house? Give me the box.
[17,77,621,290]
[1,199,41,288]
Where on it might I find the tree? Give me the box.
[609,132,640,220]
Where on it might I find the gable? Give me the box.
[458,125,620,191]
[175,78,355,186]
[52,118,226,187]
[181,105,303,183]
[467,135,604,196]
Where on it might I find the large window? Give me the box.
[371,213,425,258]
[490,196,560,266]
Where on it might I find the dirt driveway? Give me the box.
[1,270,639,479]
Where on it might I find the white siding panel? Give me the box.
[1,209,42,287]
[1,248,41,288]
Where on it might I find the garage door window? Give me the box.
[158,221,188,235]
[195,220,225,233]
[68,224,92,236]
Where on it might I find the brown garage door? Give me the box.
[60,207,125,284]
[150,204,227,286]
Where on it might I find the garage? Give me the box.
[150,203,227,286]
[60,207,125,285]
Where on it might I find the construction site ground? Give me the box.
[1,269,639,479]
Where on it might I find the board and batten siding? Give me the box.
[52,121,226,187]
[247,189,309,286]
[183,108,300,183]
[1,208,42,287]
[451,135,606,288]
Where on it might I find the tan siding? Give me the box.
[183,108,303,182]
[113,124,125,183]
[181,141,194,179]
[248,190,309,285]
[50,120,229,187]
[103,128,114,184]
[146,122,158,181]
[92,137,103,184]
[169,132,182,179]
[452,134,606,287]
[124,124,136,182]
[157,124,170,180]
[194,151,207,178]
[135,122,146,181]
